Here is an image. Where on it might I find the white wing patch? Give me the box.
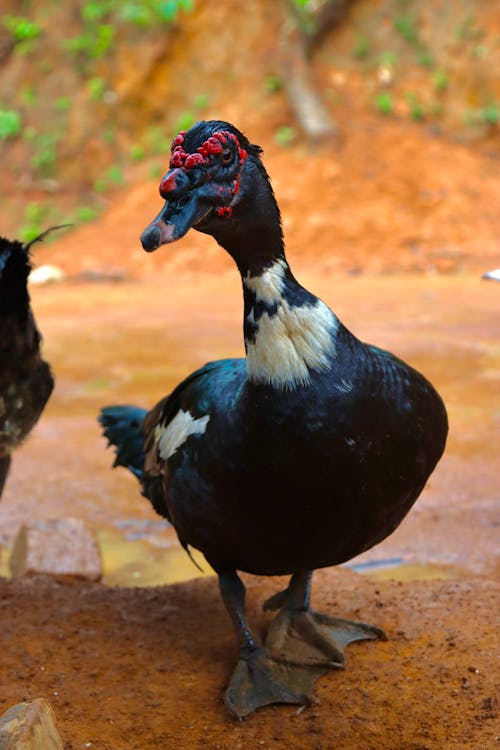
[155,409,210,460]
[246,298,338,389]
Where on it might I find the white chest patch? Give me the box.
[246,297,338,389]
[155,409,210,461]
[244,258,287,305]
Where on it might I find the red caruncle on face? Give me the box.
[165,129,248,219]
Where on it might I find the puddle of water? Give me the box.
[0,547,9,579]
[0,533,461,587]
[346,559,464,581]
[1,273,497,584]
[97,527,213,587]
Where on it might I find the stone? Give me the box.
[9,517,102,581]
[0,698,63,749]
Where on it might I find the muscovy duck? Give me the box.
[0,233,55,498]
[99,120,448,718]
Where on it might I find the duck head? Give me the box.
[140,120,275,250]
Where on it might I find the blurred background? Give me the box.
[0,0,498,585]
[0,0,499,273]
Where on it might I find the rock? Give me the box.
[28,265,65,285]
[0,698,63,749]
[9,518,102,581]
[483,268,500,282]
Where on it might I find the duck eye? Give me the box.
[221,148,233,165]
[175,195,190,209]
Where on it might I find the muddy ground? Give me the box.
[0,571,498,750]
[0,268,498,749]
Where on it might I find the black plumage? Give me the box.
[0,234,54,498]
[100,121,448,717]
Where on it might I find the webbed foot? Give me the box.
[266,607,387,668]
[224,647,324,719]
[216,568,385,719]
[262,587,288,612]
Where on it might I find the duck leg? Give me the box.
[264,571,387,668]
[219,570,322,718]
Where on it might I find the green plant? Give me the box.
[65,24,115,60]
[405,92,425,120]
[149,163,164,179]
[19,202,49,243]
[464,103,499,128]
[433,71,448,93]
[472,44,488,59]
[23,128,59,176]
[416,48,434,68]
[155,0,194,22]
[30,133,58,177]
[120,4,151,25]
[481,102,499,125]
[352,35,370,61]
[81,2,112,22]
[88,76,106,101]
[3,15,41,42]
[381,51,397,67]
[264,73,282,93]
[174,111,196,133]
[130,144,146,161]
[20,86,37,107]
[93,163,125,192]
[393,15,418,44]
[374,92,394,115]
[393,14,433,69]
[429,101,443,118]
[192,93,209,109]
[101,127,116,144]
[107,164,125,183]
[55,96,72,111]
[145,126,170,155]
[274,125,297,147]
[0,109,22,139]
[171,94,209,136]
[120,0,194,25]
[73,205,99,223]
[455,15,484,42]
[23,126,38,144]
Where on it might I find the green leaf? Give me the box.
[3,16,41,42]
[0,109,22,139]
[374,92,394,115]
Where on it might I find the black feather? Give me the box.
[0,234,54,497]
[99,405,147,478]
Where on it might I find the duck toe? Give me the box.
[266,608,387,669]
[224,647,321,719]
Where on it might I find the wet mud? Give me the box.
[0,570,498,749]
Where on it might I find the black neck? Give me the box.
[196,158,286,276]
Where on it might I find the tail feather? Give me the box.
[99,405,147,479]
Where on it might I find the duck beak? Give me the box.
[140,168,212,252]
